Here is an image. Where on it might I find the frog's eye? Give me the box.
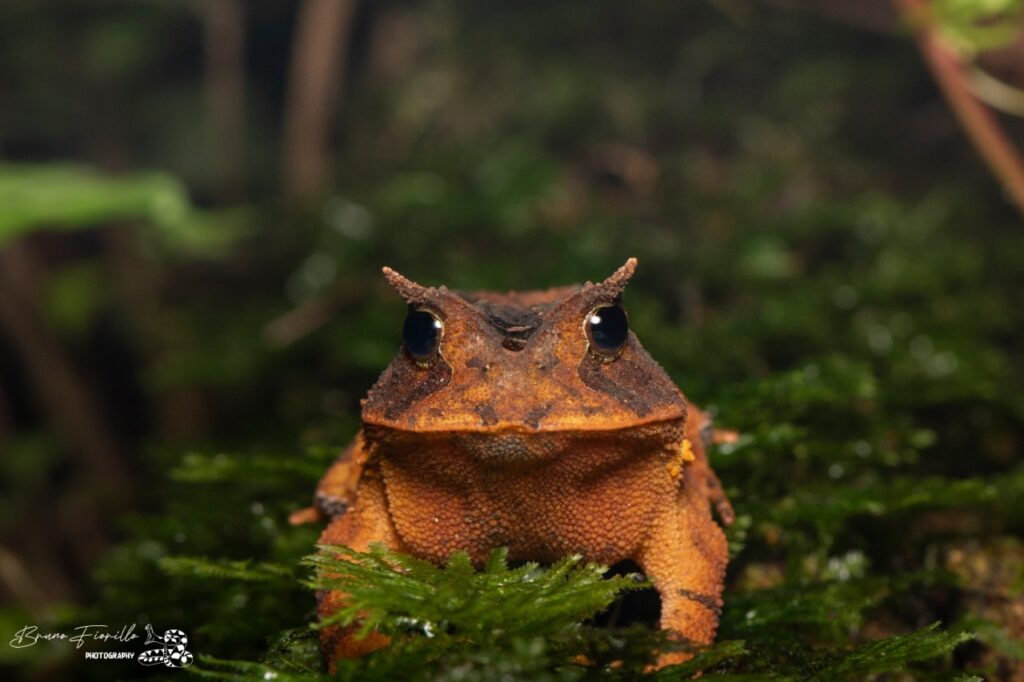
[585,304,628,359]
[403,308,443,364]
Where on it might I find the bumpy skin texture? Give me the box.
[305,258,734,669]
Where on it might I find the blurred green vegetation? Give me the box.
[1,0,1022,680]
[934,0,1024,54]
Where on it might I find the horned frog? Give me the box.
[292,258,735,668]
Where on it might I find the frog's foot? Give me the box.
[706,473,735,526]
[316,470,405,670]
[323,628,390,669]
[288,506,323,525]
[711,428,739,445]
[647,644,705,676]
[319,591,391,671]
[653,650,691,669]
[636,483,728,672]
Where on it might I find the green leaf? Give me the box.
[158,556,294,584]
[0,162,245,254]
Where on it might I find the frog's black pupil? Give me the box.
[587,305,628,355]
[403,309,442,361]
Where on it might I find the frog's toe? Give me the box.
[289,506,323,525]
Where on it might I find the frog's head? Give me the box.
[361,258,688,462]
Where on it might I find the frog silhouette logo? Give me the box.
[138,624,193,668]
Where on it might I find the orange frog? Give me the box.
[292,258,734,668]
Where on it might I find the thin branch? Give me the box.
[0,243,128,489]
[281,0,360,200]
[198,0,247,201]
[263,276,366,348]
[895,0,1024,219]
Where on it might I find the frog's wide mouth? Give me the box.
[363,417,685,464]
[361,404,687,435]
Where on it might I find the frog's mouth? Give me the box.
[366,420,685,466]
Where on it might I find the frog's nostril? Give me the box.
[502,337,528,351]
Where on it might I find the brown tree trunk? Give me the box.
[281,0,360,201]
[198,0,247,202]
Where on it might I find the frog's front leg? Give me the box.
[635,479,729,668]
[316,465,406,668]
[290,431,371,525]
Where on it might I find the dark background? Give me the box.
[1,0,1022,679]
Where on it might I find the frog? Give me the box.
[291,258,735,669]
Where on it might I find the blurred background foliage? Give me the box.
[0,0,1023,679]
